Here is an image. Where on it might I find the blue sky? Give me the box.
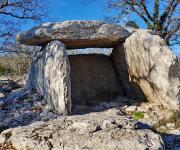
[22,0,147,29]
[23,0,179,55]
[48,0,106,21]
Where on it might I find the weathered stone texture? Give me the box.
[28,40,71,115]
[0,109,164,150]
[124,29,180,110]
[27,50,45,94]
[34,50,45,96]
[69,54,123,106]
[111,44,146,101]
[27,59,36,90]
[16,20,130,48]
[43,40,71,115]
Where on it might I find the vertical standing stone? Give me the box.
[124,30,179,110]
[43,40,71,115]
[27,59,36,90]
[27,49,45,93]
[27,50,45,96]
[34,50,45,96]
[111,44,146,100]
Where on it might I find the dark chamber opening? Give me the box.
[69,54,124,108]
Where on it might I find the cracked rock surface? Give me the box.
[0,78,179,150]
[0,108,164,150]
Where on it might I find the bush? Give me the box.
[132,112,144,120]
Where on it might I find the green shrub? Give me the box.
[132,112,144,120]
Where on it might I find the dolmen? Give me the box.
[16,20,180,115]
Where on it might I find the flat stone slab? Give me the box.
[16,20,130,49]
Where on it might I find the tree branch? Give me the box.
[139,0,153,21]
[128,3,153,29]
[165,23,180,41]
[0,10,38,19]
[159,0,179,28]
[153,0,160,29]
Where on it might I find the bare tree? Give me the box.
[100,0,180,46]
[0,0,48,54]
[0,44,40,76]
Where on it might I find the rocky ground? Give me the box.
[0,78,179,149]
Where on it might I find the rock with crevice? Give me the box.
[111,44,146,100]
[0,108,164,150]
[124,29,180,110]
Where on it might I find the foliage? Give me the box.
[132,111,144,120]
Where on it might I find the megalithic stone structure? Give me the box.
[18,21,179,114]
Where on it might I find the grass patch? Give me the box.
[132,112,144,120]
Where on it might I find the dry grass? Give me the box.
[0,55,31,76]
[153,111,180,135]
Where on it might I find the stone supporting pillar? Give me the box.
[111,44,146,100]
[28,40,72,115]
[43,40,71,115]
[27,49,45,94]
[124,30,180,110]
